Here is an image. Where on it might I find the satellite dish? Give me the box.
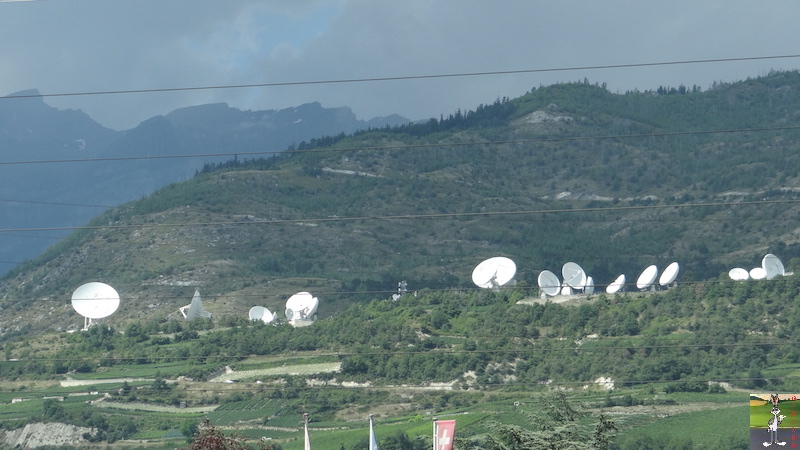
[584,276,595,295]
[750,267,767,280]
[659,262,680,287]
[71,282,120,330]
[249,306,268,321]
[762,254,785,279]
[472,257,516,289]
[181,290,212,321]
[285,292,319,321]
[561,262,587,289]
[537,270,561,297]
[636,265,658,291]
[728,267,750,281]
[606,274,625,294]
[560,286,573,296]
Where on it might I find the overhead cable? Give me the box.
[2,54,800,101]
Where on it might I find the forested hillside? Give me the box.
[3,71,800,333]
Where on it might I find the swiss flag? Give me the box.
[434,420,456,450]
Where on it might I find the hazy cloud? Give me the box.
[1,0,799,129]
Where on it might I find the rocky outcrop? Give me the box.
[2,422,94,449]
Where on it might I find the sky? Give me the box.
[1,0,800,130]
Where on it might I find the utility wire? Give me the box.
[3,54,800,101]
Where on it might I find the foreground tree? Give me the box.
[186,418,281,450]
[456,392,617,450]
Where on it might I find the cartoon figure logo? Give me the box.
[765,394,787,447]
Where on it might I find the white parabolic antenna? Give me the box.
[472,257,516,289]
[585,276,595,295]
[606,274,625,294]
[750,267,767,280]
[537,270,561,296]
[181,290,212,321]
[285,292,319,320]
[249,306,268,321]
[561,262,587,289]
[71,282,120,320]
[728,268,750,281]
[636,265,658,290]
[762,254,785,279]
[659,262,680,287]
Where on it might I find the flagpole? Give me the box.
[369,414,379,450]
[432,420,436,450]
[304,413,311,450]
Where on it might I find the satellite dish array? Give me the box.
[470,257,681,297]
[250,291,320,327]
[70,280,323,331]
[69,253,787,330]
[535,261,680,297]
[728,253,789,281]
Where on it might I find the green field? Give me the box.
[615,405,748,449]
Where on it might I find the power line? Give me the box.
[3,54,800,101]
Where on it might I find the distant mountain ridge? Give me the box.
[0,91,409,274]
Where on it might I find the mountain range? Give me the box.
[0,89,408,274]
[4,71,800,335]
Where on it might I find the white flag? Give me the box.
[369,415,379,450]
[304,414,311,450]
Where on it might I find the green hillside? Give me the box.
[6,71,800,331]
[1,72,800,447]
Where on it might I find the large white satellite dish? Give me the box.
[180,290,212,321]
[750,267,767,280]
[285,292,319,321]
[248,306,275,324]
[636,265,658,291]
[472,257,516,289]
[606,274,625,294]
[762,254,785,279]
[584,276,595,295]
[72,282,120,330]
[561,262,587,289]
[728,268,750,281]
[249,306,267,321]
[537,270,561,297]
[659,262,680,287]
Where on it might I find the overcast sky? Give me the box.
[1,0,800,130]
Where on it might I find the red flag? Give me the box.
[433,420,456,450]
